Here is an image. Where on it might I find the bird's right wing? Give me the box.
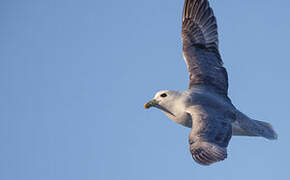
[182,0,228,95]
[187,105,232,165]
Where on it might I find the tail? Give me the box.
[233,113,278,140]
[251,120,278,140]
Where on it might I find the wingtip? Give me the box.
[190,142,227,166]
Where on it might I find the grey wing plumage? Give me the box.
[182,0,228,95]
[187,105,232,165]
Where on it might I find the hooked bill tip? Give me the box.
[144,103,150,109]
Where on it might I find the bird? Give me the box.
[144,0,277,166]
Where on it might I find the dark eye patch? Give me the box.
[160,93,167,98]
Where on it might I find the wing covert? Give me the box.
[187,105,232,165]
[182,0,228,95]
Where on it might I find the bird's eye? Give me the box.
[160,93,167,98]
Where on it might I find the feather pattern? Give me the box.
[182,0,228,95]
[187,104,232,165]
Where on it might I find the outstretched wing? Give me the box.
[182,0,228,95]
[187,105,232,165]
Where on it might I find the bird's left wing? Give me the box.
[182,0,228,95]
[187,105,232,165]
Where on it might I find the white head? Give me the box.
[144,90,188,116]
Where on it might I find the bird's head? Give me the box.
[144,90,185,116]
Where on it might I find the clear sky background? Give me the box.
[1,0,289,180]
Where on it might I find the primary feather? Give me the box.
[182,0,228,95]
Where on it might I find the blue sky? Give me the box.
[1,0,289,179]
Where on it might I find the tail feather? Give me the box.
[233,112,278,140]
[253,120,278,140]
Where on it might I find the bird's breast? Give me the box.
[164,111,192,128]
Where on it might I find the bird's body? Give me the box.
[145,0,277,166]
[160,87,233,127]
[155,88,277,139]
